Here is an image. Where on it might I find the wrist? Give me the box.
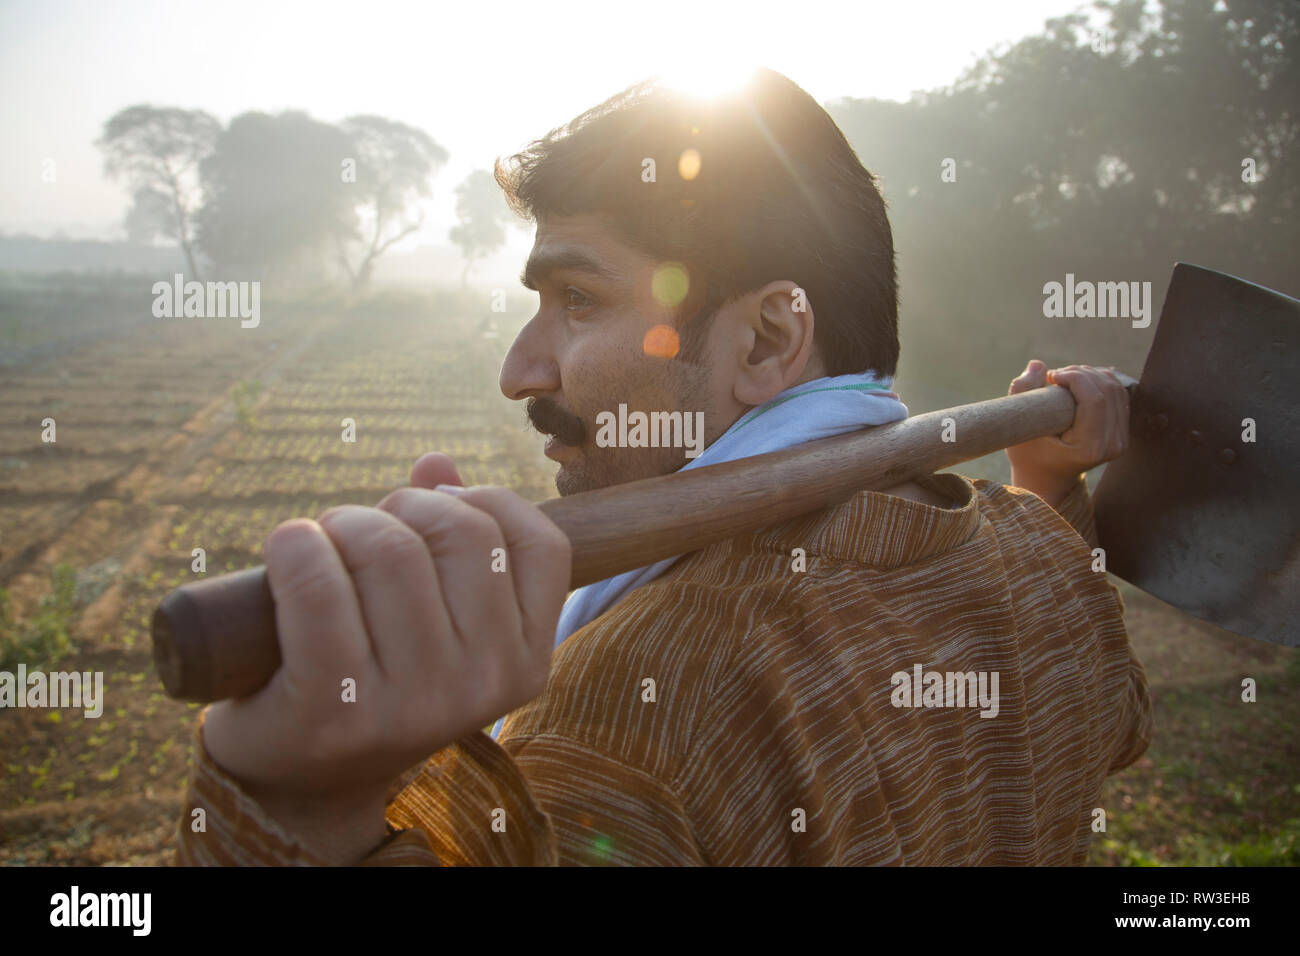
[242,781,390,866]
[199,716,389,865]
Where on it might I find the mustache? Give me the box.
[526,396,587,446]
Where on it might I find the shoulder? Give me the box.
[970,477,1095,550]
[968,476,1128,646]
[501,542,798,781]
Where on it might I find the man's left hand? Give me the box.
[1005,359,1131,507]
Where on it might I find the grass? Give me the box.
[0,563,80,672]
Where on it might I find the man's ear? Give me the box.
[729,281,819,407]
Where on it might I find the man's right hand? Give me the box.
[199,452,571,864]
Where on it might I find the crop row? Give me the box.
[267,375,499,402]
[5,397,201,420]
[0,425,176,456]
[196,459,417,497]
[0,504,65,562]
[245,408,513,432]
[220,428,527,462]
[193,455,551,501]
[0,457,131,495]
[165,499,351,555]
[1,407,197,430]
[1,379,208,400]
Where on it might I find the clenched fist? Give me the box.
[1006,360,1131,506]
[200,452,570,863]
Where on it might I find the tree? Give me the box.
[97,105,221,279]
[338,116,448,288]
[827,0,1297,406]
[122,186,174,245]
[449,169,515,288]
[196,111,357,281]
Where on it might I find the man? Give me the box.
[177,69,1150,866]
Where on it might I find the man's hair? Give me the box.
[494,68,899,377]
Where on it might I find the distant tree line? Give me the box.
[97,106,516,287]
[829,0,1296,401]
[94,0,1294,372]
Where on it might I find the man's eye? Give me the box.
[564,287,593,310]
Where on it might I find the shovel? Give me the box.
[151,262,1300,703]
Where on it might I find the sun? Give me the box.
[657,59,761,99]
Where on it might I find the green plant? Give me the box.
[232,379,263,425]
[1219,819,1300,866]
[0,563,80,671]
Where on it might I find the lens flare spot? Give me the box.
[651,262,690,308]
[678,148,702,181]
[590,833,614,861]
[643,324,680,359]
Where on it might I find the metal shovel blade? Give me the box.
[1093,263,1299,646]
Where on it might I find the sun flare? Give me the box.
[657,60,760,99]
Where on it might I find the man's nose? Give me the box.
[499,315,560,401]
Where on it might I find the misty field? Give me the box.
[0,274,1296,866]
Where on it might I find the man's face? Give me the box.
[500,214,728,496]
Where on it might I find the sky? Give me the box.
[0,0,1096,253]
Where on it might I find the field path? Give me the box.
[1,308,336,864]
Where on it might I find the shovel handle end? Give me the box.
[152,567,280,703]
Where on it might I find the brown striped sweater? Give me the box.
[175,472,1152,866]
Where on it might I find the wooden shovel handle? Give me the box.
[152,386,1079,702]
